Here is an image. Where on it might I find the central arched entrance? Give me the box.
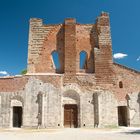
[64,104,78,128]
[62,90,80,128]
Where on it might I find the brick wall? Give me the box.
[0,77,28,92]
[113,63,140,101]
[27,12,115,85]
[95,12,114,85]
[64,18,76,74]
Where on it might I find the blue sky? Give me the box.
[0,0,140,76]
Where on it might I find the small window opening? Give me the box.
[51,51,60,70]
[80,51,87,69]
[119,81,123,88]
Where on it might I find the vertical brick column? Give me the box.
[95,12,114,84]
[64,18,76,83]
[27,18,43,73]
[64,18,76,74]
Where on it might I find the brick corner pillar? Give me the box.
[95,12,115,85]
[64,18,76,83]
[27,18,43,73]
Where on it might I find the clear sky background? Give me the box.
[0,0,140,76]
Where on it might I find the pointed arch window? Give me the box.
[51,51,60,70]
[79,51,87,69]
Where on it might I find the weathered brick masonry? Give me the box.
[0,12,140,128]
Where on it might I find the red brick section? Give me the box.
[76,24,95,73]
[95,12,115,85]
[36,75,62,88]
[0,77,28,92]
[0,75,62,92]
[28,18,64,73]
[64,18,76,74]
[35,24,64,73]
[112,63,140,101]
[63,18,77,83]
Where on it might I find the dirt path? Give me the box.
[0,127,139,140]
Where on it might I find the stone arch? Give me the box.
[63,84,81,95]
[63,90,80,105]
[62,89,81,128]
[10,95,24,106]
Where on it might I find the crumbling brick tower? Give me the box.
[27,12,114,85]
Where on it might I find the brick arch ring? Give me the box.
[62,84,82,96]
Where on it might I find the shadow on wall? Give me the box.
[54,24,96,74]
[91,93,99,128]
[36,92,43,127]
[137,92,140,116]
[89,25,98,73]
[123,130,140,135]
[56,26,64,74]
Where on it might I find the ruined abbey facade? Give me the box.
[0,12,140,128]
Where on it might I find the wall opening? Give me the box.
[118,106,129,126]
[51,51,60,72]
[79,51,87,70]
[13,106,22,128]
[119,81,123,88]
[64,104,78,128]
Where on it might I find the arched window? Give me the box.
[119,81,123,88]
[79,51,87,69]
[51,51,60,70]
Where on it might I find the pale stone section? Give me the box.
[62,84,95,128]
[129,92,140,126]
[98,91,118,127]
[23,76,61,128]
[98,26,112,46]
[0,76,139,128]
[0,96,1,126]
[11,100,22,106]
[81,92,95,127]
[118,101,127,106]
[0,76,62,128]
[96,13,112,46]
[0,92,24,128]
[0,93,12,128]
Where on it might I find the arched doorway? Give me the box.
[62,90,80,128]
[64,104,78,128]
